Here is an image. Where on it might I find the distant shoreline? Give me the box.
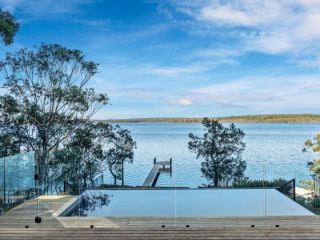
[97,114,320,124]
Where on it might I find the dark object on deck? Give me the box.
[251,225,255,228]
[275,225,280,228]
[35,216,41,223]
[25,226,29,228]
[161,225,165,228]
[143,158,173,187]
[90,225,94,228]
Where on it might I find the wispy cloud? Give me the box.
[162,0,320,59]
[145,65,206,76]
[0,0,106,25]
[0,0,90,14]
[70,18,109,27]
[194,75,320,111]
[94,67,320,118]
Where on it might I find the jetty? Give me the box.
[142,158,172,187]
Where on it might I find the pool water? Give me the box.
[64,189,314,217]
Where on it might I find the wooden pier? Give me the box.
[142,158,172,187]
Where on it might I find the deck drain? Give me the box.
[161,225,165,228]
[25,226,29,228]
[275,225,280,228]
[90,225,94,228]
[186,225,190,228]
[251,225,255,228]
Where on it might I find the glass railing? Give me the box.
[0,152,35,215]
[264,162,315,228]
[0,151,318,229]
[0,156,3,215]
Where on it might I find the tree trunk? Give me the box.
[121,161,124,186]
[90,174,95,188]
[36,150,49,194]
[214,164,218,187]
[109,165,117,186]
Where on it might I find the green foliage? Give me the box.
[296,195,320,215]
[188,117,246,187]
[304,134,320,178]
[0,44,108,168]
[0,44,137,191]
[233,178,289,188]
[52,121,114,190]
[0,44,110,192]
[106,125,136,186]
[0,9,19,45]
[299,179,315,191]
[26,121,136,191]
[0,95,27,158]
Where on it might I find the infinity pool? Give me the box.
[63,189,314,217]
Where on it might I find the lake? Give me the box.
[103,123,320,188]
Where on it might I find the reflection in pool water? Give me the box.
[68,191,113,216]
[64,189,314,217]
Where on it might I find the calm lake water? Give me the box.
[103,123,320,188]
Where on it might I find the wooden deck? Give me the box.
[1,195,320,239]
[142,160,171,187]
[2,228,320,240]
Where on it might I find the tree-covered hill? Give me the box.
[103,114,320,124]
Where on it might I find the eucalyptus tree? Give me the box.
[53,121,113,191]
[0,44,108,183]
[304,134,320,178]
[0,9,20,156]
[0,95,26,158]
[0,9,19,45]
[188,117,246,187]
[106,125,136,186]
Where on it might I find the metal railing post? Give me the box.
[293,178,296,201]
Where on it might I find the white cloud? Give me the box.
[145,65,206,76]
[165,0,320,57]
[167,97,194,107]
[177,98,193,106]
[191,46,242,65]
[199,0,283,27]
[245,32,293,54]
[201,3,276,27]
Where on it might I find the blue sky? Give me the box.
[1,0,320,119]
